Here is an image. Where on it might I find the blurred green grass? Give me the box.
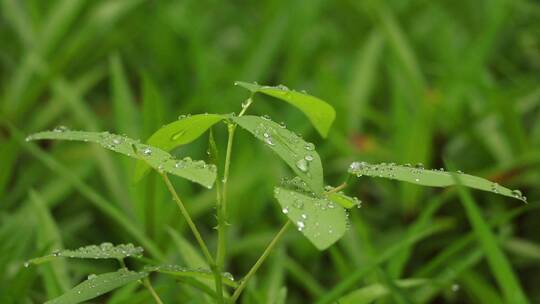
[1,0,540,303]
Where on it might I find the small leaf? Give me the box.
[338,279,427,304]
[134,114,225,181]
[234,115,324,193]
[28,243,143,265]
[144,265,237,288]
[234,81,336,137]
[348,161,526,202]
[26,130,217,188]
[274,184,347,250]
[45,269,148,304]
[328,192,362,209]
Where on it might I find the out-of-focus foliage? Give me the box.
[1,0,539,303]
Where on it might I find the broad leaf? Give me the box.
[274,184,347,250]
[144,265,237,288]
[45,269,148,304]
[26,129,217,188]
[235,81,335,137]
[348,161,526,202]
[134,113,225,181]
[28,243,143,265]
[234,115,324,193]
[338,279,427,304]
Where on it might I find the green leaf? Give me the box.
[26,129,217,188]
[134,114,225,181]
[45,269,148,304]
[144,265,237,288]
[339,279,427,304]
[274,183,347,250]
[234,115,324,193]
[28,243,143,265]
[234,81,336,137]
[110,55,140,137]
[328,192,362,209]
[348,162,526,202]
[453,171,529,304]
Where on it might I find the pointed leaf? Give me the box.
[28,243,143,265]
[234,115,324,193]
[235,81,335,137]
[45,270,148,304]
[348,162,526,202]
[328,192,362,209]
[26,130,217,188]
[144,265,237,288]
[274,184,347,250]
[134,114,225,181]
[339,279,427,304]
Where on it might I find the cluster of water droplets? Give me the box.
[144,264,234,281]
[53,243,143,260]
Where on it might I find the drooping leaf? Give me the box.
[234,115,324,193]
[26,129,217,188]
[28,243,143,265]
[274,183,347,250]
[144,265,237,288]
[234,81,335,137]
[45,269,148,304]
[338,279,427,304]
[348,161,526,202]
[134,113,225,181]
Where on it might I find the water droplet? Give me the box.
[278,121,286,128]
[415,178,420,182]
[24,262,29,268]
[457,170,464,174]
[301,214,307,220]
[53,125,68,132]
[451,284,460,292]
[142,147,152,156]
[282,207,289,214]
[296,221,305,231]
[88,274,97,280]
[25,136,31,142]
[296,159,309,172]
[293,199,304,209]
[304,143,315,151]
[512,190,523,199]
[304,154,314,162]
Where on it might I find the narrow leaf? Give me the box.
[144,265,237,288]
[235,81,336,137]
[274,183,347,250]
[45,270,148,304]
[26,129,217,188]
[339,279,427,304]
[348,161,526,202]
[328,192,362,209]
[234,115,324,193]
[134,114,225,181]
[28,243,143,265]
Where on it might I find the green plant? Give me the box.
[24,82,526,304]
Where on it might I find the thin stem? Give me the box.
[143,278,164,304]
[231,221,291,302]
[324,182,348,195]
[160,172,224,303]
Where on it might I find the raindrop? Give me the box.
[415,178,420,182]
[296,221,305,231]
[24,262,29,268]
[304,154,314,162]
[512,190,523,199]
[88,274,97,280]
[53,125,68,132]
[142,147,152,156]
[171,130,187,141]
[301,214,307,220]
[451,284,460,292]
[296,159,309,172]
[282,207,289,214]
[278,121,286,128]
[304,143,315,151]
[293,199,304,209]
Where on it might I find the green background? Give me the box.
[1,0,539,303]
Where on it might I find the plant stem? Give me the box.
[231,221,291,302]
[143,278,164,304]
[324,182,348,195]
[160,172,224,303]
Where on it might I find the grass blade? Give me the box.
[234,81,335,137]
[452,171,529,303]
[144,265,237,288]
[338,279,427,304]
